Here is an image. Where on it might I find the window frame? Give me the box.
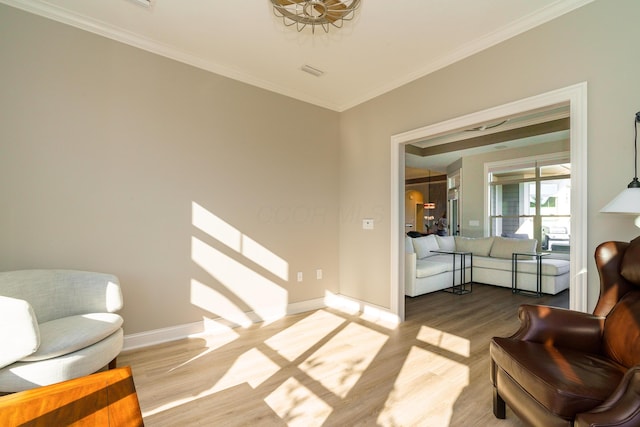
[485,152,570,251]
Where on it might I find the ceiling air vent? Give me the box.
[301,64,324,77]
[128,0,152,7]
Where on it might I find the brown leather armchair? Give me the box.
[490,237,640,427]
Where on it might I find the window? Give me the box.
[488,155,570,253]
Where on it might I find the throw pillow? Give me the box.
[436,235,456,251]
[454,236,495,257]
[413,235,439,259]
[490,237,537,259]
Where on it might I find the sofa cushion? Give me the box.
[21,313,123,362]
[603,291,640,369]
[490,236,537,259]
[436,235,456,251]
[454,236,494,256]
[0,296,40,369]
[415,259,450,278]
[413,235,440,259]
[0,329,124,392]
[472,256,512,272]
[473,256,569,276]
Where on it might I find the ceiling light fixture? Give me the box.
[270,0,361,34]
[466,119,509,132]
[601,112,640,214]
[424,170,436,222]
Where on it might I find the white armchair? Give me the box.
[0,270,124,393]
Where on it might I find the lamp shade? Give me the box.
[601,112,640,214]
[600,187,640,214]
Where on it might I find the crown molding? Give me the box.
[0,0,341,111]
[1,0,594,113]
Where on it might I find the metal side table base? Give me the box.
[432,250,473,295]
[512,252,550,297]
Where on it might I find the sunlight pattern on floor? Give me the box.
[379,346,469,426]
[265,377,333,427]
[299,322,388,399]
[417,325,470,358]
[210,348,281,392]
[264,310,346,362]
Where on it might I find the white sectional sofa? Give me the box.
[405,235,570,297]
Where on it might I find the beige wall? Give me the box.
[0,5,340,334]
[340,0,640,310]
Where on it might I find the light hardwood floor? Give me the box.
[119,284,569,426]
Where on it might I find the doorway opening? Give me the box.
[390,83,588,321]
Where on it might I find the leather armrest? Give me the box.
[510,304,605,353]
[575,365,640,427]
[0,296,40,369]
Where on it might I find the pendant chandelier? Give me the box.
[270,0,361,34]
[424,170,435,221]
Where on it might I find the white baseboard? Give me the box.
[323,291,401,326]
[122,297,327,351]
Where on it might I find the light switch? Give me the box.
[363,218,374,230]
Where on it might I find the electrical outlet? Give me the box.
[297,272,303,282]
[316,269,323,280]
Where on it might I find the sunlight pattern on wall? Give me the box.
[191,236,288,323]
[192,202,288,280]
[241,234,289,281]
[192,202,242,252]
[190,279,253,327]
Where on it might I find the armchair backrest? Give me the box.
[596,237,640,369]
[0,270,123,323]
[602,290,640,369]
[594,238,640,317]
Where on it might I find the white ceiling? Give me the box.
[1,0,594,111]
